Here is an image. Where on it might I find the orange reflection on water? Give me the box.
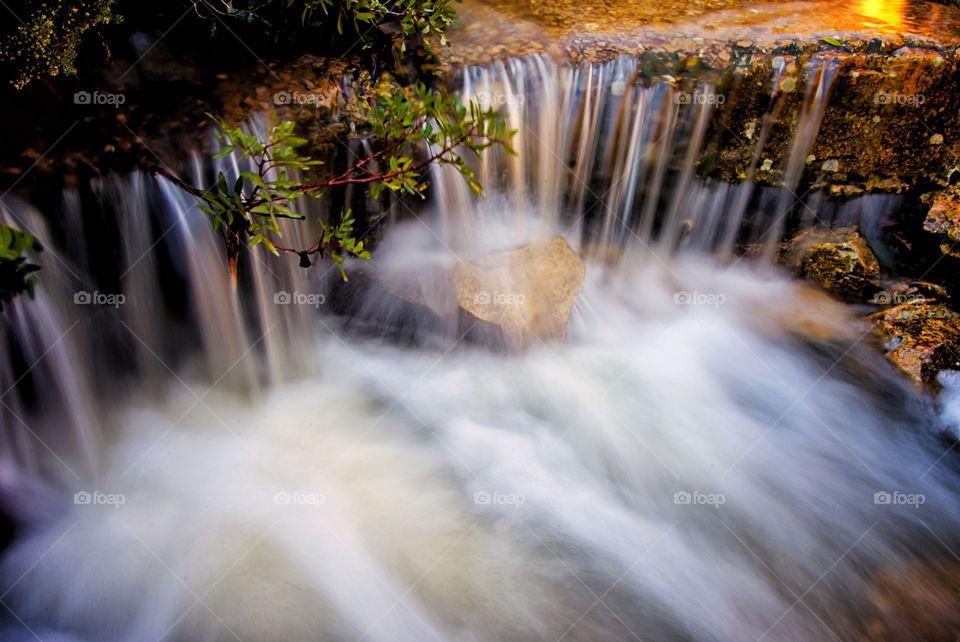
[855,0,907,33]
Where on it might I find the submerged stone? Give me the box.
[372,237,585,348]
[862,560,960,640]
[455,236,585,346]
[378,268,460,319]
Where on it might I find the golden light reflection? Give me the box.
[856,0,907,34]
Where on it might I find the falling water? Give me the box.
[445,53,853,263]
[0,53,957,641]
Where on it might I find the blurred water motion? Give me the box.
[0,25,959,642]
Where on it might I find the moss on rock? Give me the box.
[781,226,881,301]
[922,184,960,259]
[871,303,960,388]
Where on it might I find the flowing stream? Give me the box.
[0,53,958,641]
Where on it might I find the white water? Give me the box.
[2,246,959,641]
[0,53,959,641]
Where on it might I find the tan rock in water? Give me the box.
[780,226,880,302]
[862,560,960,640]
[767,283,869,344]
[870,303,960,388]
[455,236,585,345]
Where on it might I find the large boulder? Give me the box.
[871,303,960,388]
[780,226,881,302]
[372,236,586,348]
[454,236,585,346]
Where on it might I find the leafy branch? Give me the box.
[155,82,513,279]
[190,0,457,56]
[1,0,121,89]
[0,224,42,311]
[300,0,457,52]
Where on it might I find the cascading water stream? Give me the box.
[445,53,847,262]
[0,53,957,641]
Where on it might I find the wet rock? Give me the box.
[869,280,951,307]
[379,269,459,318]
[768,283,871,344]
[828,183,865,198]
[455,237,585,345]
[371,237,585,348]
[922,185,960,259]
[215,55,354,130]
[864,176,910,193]
[780,226,880,302]
[862,560,960,641]
[870,303,960,388]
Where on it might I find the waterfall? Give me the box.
[441,53,855,263]
[0,53,956,642]
[0,199,100,482]
[0,119,340,486]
